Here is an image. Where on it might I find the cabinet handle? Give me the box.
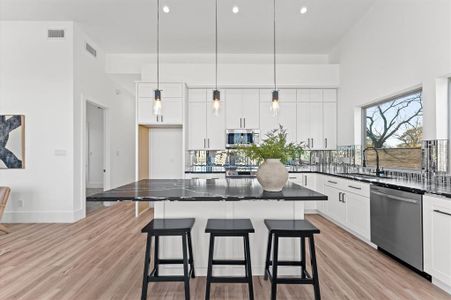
[289,176,297,179]
[311,138,314,148]
[156,115,159,122]
[328,180,337,184]
[161,115,164,122]
[433,209,451,217]
[325,138,328,149]
[208,138,210,148]
[342,193,346,203]
[304,175,308,186]
[307,138,311,148]
[240,118,242,128]
[244,118,246,128]
[348,185,362,190]
[203,138,206,148]
[338,192,342,202]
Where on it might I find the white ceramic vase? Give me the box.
[256,158,289,192]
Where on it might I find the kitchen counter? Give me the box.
[86,178,327,202]
[185,166,451,199]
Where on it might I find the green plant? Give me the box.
[240,125,304,164]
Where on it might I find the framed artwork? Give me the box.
[0,115,25,169]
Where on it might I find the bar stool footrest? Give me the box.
[212,259,246,265]
[210,276,250,283]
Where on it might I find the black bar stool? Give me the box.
[264,219,321,300]
[205,219,255,300]
[141,218,195,300]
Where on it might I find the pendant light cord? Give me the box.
[157,0,160,90]
[273,0,276,91]
[215,0,218,90]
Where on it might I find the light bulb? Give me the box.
[153,99,162,115]
[212,90,221,116]
[213,99,220,116]
[163,5,170,13]
[232,6,239,14]
[300,6,308,14]
[271,100,280,116]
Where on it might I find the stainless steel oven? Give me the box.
[370,185,424,271]
[225,129,259,149]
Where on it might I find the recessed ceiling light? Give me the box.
[162,5,170,13]
[232,6,239,14]
[300,6,308,14]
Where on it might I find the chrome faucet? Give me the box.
[362,147,384,177]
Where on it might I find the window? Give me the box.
[363,90,423,170]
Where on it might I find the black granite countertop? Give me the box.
[184,167,451,199]
[87,179,328,202]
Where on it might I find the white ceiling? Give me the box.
[0,0,375,54]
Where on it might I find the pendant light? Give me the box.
[271,0,280,116]
[153,0,162,116]
[212,0,220,115]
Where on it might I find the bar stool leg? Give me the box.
[243,233,254,300]
[182,234,190,300]
[264,232,272,280]
[271,234,279,300]
[301,236,306,279]
[141,234,152,300]
[309,236,321,300]
[153,235,159,277]
[205,234,215,300]
[187,232,195,278]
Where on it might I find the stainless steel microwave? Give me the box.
[225,129,260,148]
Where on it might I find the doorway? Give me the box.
[86,102,106,215]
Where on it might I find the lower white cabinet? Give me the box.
[424,194,451,290]
[289,173,317,211]
[344,191,371,240]
[322,176,371,241]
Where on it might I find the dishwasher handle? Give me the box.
[371,191,419,204]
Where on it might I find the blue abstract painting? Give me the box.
[0,115,25,169]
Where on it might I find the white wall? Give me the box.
[0,21,136,222]
[86,103,104,188]
[331,0,451,145]
[0,21,76,222]
[73,23,136,217]
[106,53,340,88]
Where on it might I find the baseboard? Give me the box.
[3,210,83,223]
[432,277,451,295]
[304,209,319,214]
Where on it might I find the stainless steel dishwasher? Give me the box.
[370,185,423,271]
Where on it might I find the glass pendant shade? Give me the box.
[212,89,220,115]
[153,89,162,116]
[271,90,280,116]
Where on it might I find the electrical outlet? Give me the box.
[18,199,24,208]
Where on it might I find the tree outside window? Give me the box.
[364,90,423,170]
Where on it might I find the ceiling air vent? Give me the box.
[85,43,97,58]
[47,29,65,39]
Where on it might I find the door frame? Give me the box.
[81,98,111,218]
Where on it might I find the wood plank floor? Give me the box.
[0,202,450,300]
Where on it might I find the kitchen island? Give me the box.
[87,178,327,276]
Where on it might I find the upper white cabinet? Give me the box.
[296,89,337,150]
[137,82,184,125]
[424,194,451,289]
[225,89,260,129]
[188,89,225,150]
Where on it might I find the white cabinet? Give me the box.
[344,192,370,240]
[424,194,451,290]
[225,89,259,129]
[296,89,337,150]
[137,82,184,125]
[289,173,317,211]
[188,89,225,150]
[260,89,297,139]
[323,102,337,150]
[188,102,207,149]
[324,182,346,224]
[184,173,225,180]
[321,176,371,241]
[279,102,297,143]
[259,101,278,137]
